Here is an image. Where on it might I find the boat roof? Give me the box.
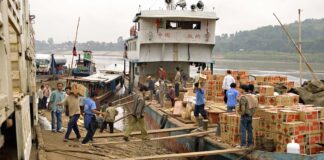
[133,10,219,22]
[67,73,121,83]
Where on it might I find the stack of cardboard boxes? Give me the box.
[255,75,295,91]
[202,70,249,104]
[258,85,299,106]
[220,113,260,146]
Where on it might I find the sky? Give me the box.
[29,0,324,43]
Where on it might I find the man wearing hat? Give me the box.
[147,75,155,100]
[123,87,149,141]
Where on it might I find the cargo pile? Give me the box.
[202,70,249,103]
[219,90,324,155]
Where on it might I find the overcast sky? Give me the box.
[29,0,324,43]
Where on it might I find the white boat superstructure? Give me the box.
[125,0,219,89]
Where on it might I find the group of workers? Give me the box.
[42,81,149,144]
[41,67,257,148]
[222,70,257,148]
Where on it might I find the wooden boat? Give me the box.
[72,50,96,77]
[66,71,123,108]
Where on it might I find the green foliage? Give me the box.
[214,18,324,53]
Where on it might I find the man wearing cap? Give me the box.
[147,75,155,100]
[123,88,149,141]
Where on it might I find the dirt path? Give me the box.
[38,109,187,160]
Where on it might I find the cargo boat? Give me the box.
[123,1,324,159]
[66,71,123,108]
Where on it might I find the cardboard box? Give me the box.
[305,134,321,145]
[277,110,299,123]
[259,85,274,96]
[305,144,322,155]
[306,121,321,134]
[276,94,299,106]
[299,110,319,122]
[263,110,278,122]
[276,134,305,144]
[265,96,277,106]
[71,83,87,96]
[278,121,306,136]
[314,107,324,119]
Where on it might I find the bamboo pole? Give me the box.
[94,126,198,138]
[298,9,303,85]
[119,148,249,160]
[114,113,132,123]
[113,100,134,108]
[111,94,135,104]
[68,17,81,78]
[89,130,214,145]
[273,13,318,81]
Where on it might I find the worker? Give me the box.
[222,70,236,104]
[82,93,103,144]
[147,75,155,100]
[193,82,207,122]
[158,79,166,107]
[174,67,181,97]
[226,83,239,112]
[240,81,255,94]
[43,84,51,109]
[157,66,167,80]
[123,88,149,141]
[180,69,188,89]
[37,85,44,109]
[167,84,176,107]
[58,86,82,142]
[237,94,258,148]
[100,103,118,133]
[49,82,66,133]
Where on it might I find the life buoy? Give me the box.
[160,114,168,129]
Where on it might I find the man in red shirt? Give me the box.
[157,66,167,80]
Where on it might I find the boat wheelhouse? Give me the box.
[125,8,219,90]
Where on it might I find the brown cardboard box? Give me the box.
[277,110,299,123]
[278,121,306,136]
[306,121,321,134]
[265,96,277,106]
[255,76,265,83]
[263,110,278,122]
[259,85,274,96]
[276,134,305,144]
[253,117,260,130]
[314,107,324,119]
[306,134,321,145]
[276,94,299,106]
[299,110,319,122]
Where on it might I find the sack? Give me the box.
[239,95,258,116]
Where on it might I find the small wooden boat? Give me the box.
[66,71,123,108]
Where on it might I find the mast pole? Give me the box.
[298,9,302,85]
[273,13,318,81]
[68,17,81,78]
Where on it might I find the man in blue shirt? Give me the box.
[226,83,239,112]
[49,82,66,132]
[82,93,102,144]
[194,83,207,120]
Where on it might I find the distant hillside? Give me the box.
[214,18,324,53]
[35,36,124,52]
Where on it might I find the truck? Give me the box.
[0,0,37,159]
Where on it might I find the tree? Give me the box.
[48,38,54,45]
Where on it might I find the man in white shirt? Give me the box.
[37,85,44,109]
[222,70,236,103]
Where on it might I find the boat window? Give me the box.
[166,21,201,30]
